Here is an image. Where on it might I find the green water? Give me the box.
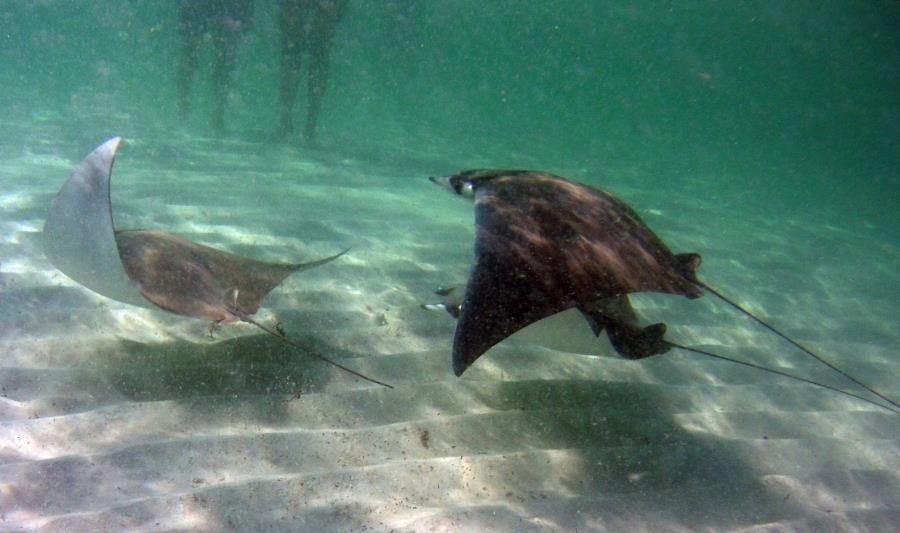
[4,2,898,206]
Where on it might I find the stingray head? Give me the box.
[429,170,532,200]
[435,169,702,376]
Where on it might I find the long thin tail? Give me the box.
[666,341,898,414]
[228,307,393,389]
[696,280,898,411]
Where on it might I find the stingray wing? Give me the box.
[202,242,346,317]
[453,172,700,375]
[43,137,152,308]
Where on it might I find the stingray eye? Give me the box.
[448,175,475,197]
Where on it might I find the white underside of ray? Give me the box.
[43,137,151,308]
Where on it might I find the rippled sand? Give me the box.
[1,125,898,531]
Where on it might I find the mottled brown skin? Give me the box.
[440,170,702,376]
[115,230,341,322]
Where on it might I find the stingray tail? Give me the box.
[696,280,898,412]
[665,341,898,414]
[227,306,394,389]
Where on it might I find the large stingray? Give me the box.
[429,169,897,412]
[44,137,391,388]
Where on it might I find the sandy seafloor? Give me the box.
[0,118,898,532]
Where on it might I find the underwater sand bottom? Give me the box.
[0,130,898,531]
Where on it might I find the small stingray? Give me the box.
[44,137,391,389]
[429,170,897,412]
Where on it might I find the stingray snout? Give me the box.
[428,175,452,190]
[429,174,475,199]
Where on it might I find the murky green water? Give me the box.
[4,2,897,193]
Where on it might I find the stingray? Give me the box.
[43,137,391,388]
[428,169,897,412]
